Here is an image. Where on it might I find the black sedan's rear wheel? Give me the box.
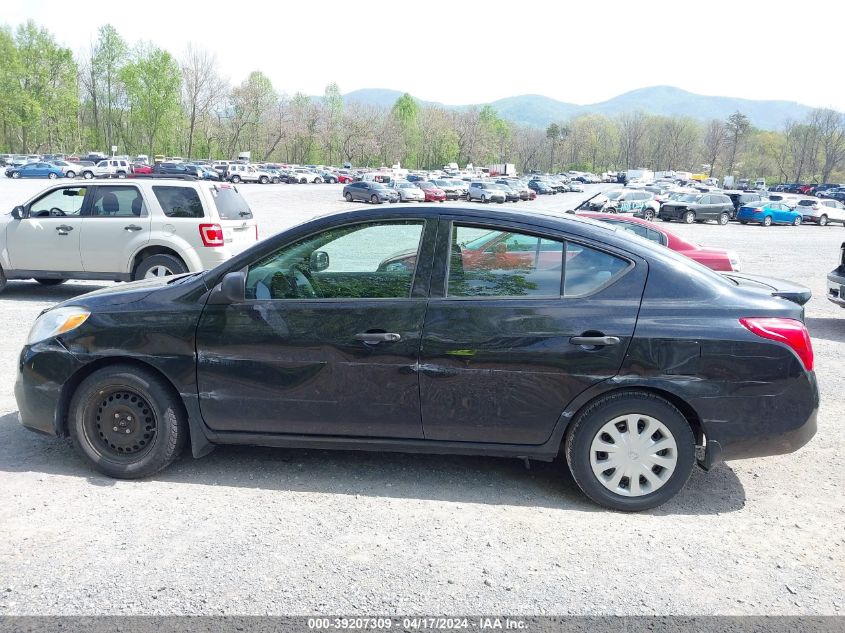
[565,391,695,511]
[69,365,186,478]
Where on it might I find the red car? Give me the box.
[337,174,354,183]
[418,181,446,202]
[577,212,739,271]
[130,163,153,175]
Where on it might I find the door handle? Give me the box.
[354,332,401,344]
[55,225,73,232]
[124,224,143,232]
[569,336,621,347]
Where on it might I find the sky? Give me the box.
[5,0,844,110]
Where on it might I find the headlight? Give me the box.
[27,307,90,345]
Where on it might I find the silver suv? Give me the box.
[467,181,506,204]
[0,179,258,292]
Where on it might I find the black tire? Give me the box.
[259,176,269,184]
[0,265,6,294]
[133,254,188,280]
[48,172,58,179]
[739,221,748,225]
[564,391,696,511]
[272,177,280,184]
[370,194,380,204]
[644,209,655,221]
[763,215,772,227]
[35,278,67,286]
[683,210,696,224]
[11,172,20,179]
[230,175,241,184]
[819,215,828,226]
[719,212,729,225]
[68,364,187,478]
[82,171,93,179]
[793,216,801,226]
[329,177,337,184]
[344,192,353,202]
[117,172,126,179]
[606,207,617,214]
[481,195,487,204]
[66,170,76,178]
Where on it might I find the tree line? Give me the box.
[2,20,844,183]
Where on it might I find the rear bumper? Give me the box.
[827,270,845,306]
[691,371,819,463]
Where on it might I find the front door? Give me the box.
[419,219,647,445]
[195,218,434,438]
[5,185,88,272]
[80,184,152,273]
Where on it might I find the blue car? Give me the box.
[5,162,65,180]
[736,201,802,226]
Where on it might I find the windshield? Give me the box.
[680,194,702,202]
[605,190,624,200]
[210,186,253,220]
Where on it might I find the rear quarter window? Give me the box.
[152,186,205,218]
[210,186,253,220]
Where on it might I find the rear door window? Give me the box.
[210,186,253,220]
[564,242,630,297]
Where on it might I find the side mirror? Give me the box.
[210,271,246,304]
[11,205,25,220]
[310,251,330,272]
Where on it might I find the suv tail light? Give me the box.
[199,223,224,247]
[740,317,814,371]
[255,225,259,241]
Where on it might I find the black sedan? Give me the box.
[343,181,399,204]
[15,206,818,511]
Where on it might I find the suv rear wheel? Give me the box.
[69,364,187,479]
[230,175,241,184]
[565,391,695,511]
[819,214,828,226]
[719,212,730,225]
[683,210,696,224]
[134,254,188,280]
[82,171,93,179]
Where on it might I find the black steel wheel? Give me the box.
[69,365,186,478]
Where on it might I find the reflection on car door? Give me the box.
[418,218,647,445]
[80,185,151,273]
[5,185,89,272]
[195,219,436,438]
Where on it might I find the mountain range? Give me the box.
[337,86,817,130]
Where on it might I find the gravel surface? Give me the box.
[0,178,842,615]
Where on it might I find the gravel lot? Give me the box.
[0,178,842,616]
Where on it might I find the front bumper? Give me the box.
[827,269,845,306]
[15,340,83,437]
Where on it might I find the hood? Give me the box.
[57,273,206,309]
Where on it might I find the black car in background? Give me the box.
[528,179,555,195]
[658,192,735,224]
[343,181,400,204]
[15,207,817,511]
[724,191,764,219]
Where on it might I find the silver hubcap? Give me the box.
[590,414,678,497]
[144,265,174,279]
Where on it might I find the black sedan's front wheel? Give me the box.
[69,365,187,478]
[565,391,695,511]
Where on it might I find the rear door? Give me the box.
[419,218,647,445]
[79,184,151,273]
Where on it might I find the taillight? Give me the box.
[740,317,814,371]
[752,208,762,214]
[199,223,224,247]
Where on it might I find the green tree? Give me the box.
[121,45,181,156]
[391,93,420,168]
[725,111,751,175]
[93,25,127,151]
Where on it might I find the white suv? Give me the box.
[227,164,275,184]
[81,159,131,179]
[0,179,258,291]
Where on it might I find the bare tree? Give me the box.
[181,44,226,159]
[703,120,727,177]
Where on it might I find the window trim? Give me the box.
[243,218,430,303]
